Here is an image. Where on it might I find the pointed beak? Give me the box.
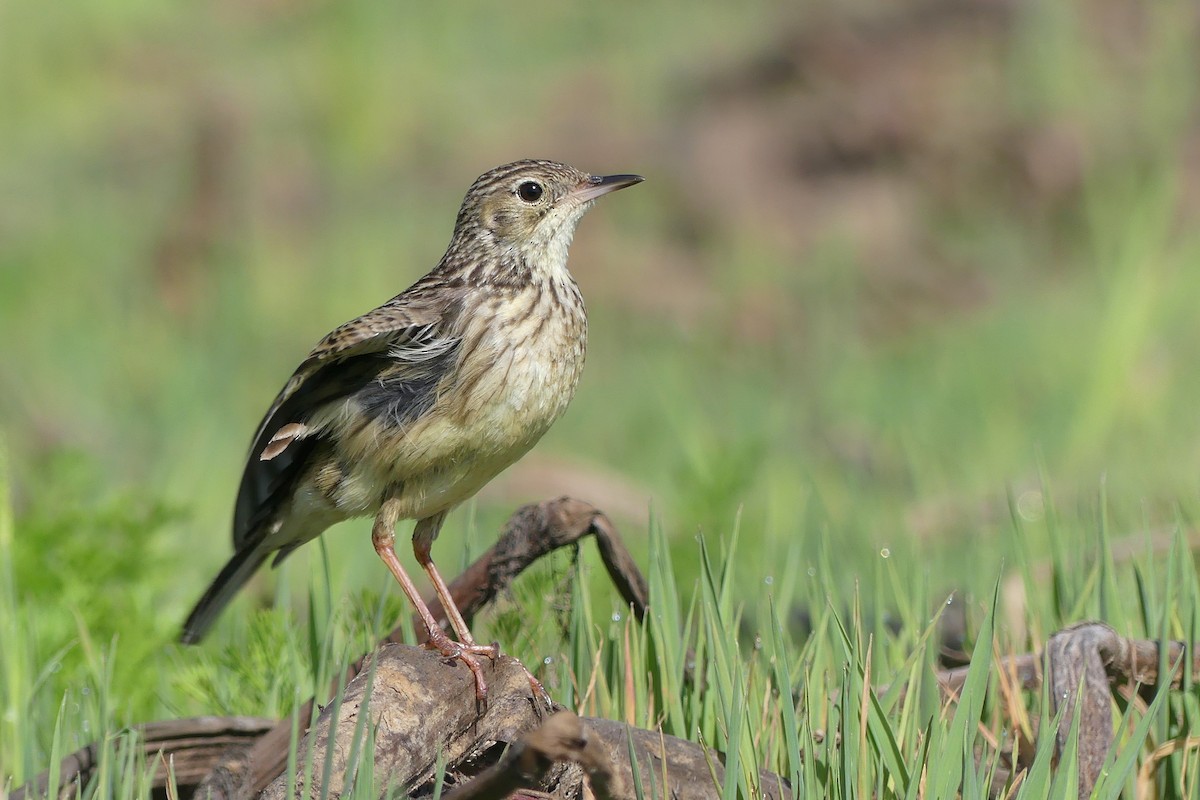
[571,173,644,203]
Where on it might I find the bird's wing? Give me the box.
[232,295,462,549]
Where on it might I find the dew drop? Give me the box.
[880,547,891,559]
[611,612,622,622]
[1016,489,1044,522]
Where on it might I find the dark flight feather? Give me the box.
[231,297,461,551]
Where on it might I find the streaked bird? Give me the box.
[180,159,642,699]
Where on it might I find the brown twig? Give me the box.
[439,711,623,800]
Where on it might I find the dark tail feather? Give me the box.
[180,544,271,644]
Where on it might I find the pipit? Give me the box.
[180,159,642,700]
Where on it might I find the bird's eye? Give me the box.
[517,181,543,203]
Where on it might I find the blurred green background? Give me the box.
[2,0,1199,761]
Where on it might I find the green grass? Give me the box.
[4,0,1200,796]
[5,450,1200,796]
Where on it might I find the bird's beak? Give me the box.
[572,173,645,203]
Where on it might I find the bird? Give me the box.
[180,159,643,700]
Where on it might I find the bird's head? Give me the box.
[451,159,643,280]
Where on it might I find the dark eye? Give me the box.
[517,181,543,203]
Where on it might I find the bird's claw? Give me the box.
[522,665,555,711]
[424,632,497,704]
[423,633,553,711]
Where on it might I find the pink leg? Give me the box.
[372,501,492,702]
[414,513,553,709]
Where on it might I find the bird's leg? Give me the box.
[412,513,498,656]
[415,513,554,709]
[372,500,490,702]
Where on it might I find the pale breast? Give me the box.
[327,280,586,520]
[450,280,587,452]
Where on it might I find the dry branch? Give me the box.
[235,497,646,797]
[439,710,625,800]
[255,647,547,799]
[250,644,789,800]
[9,716,274,800]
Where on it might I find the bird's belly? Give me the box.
[332,415,549,522]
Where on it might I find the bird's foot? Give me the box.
[424,630,499,704]
[422,633,555,710]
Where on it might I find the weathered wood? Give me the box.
[8,716,274,800]
[454,497,650,628]
[1046,623,1117,799]
[257,646,549,800]
[236,496,646,797]
[1044,621,1198,800]
[255,644,791,800]
[581,718,793,800]
[440,710,623,800]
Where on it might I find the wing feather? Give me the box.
[231,293,461,549]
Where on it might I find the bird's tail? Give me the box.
[179,544,272,644]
